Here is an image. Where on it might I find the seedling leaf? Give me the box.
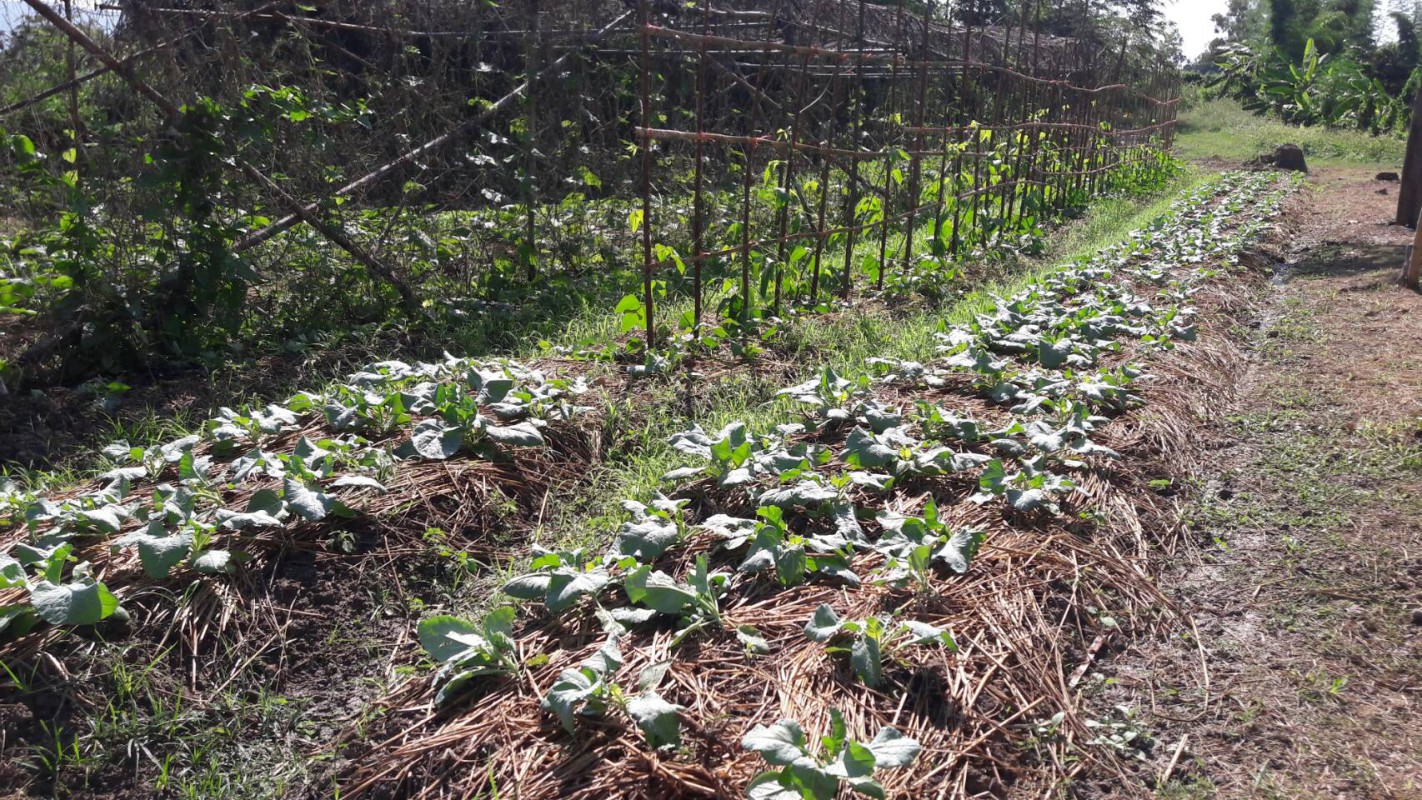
[737,624,773,654]
[742,719,810,767]
[850,634,883,687]
[30,578,120,625]
[418,615,482,662]
[191,549,233,574]
[864,727,920,768]
[625,691,683,748]
[485,422,545,447]
[804,604,843,643]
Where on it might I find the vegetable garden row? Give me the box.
[0,170,1294,798]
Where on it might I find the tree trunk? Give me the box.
[1395,87,1422,226]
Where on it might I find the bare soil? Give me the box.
[1107,169,1422,799]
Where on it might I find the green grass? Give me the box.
[1175,97,1405,168]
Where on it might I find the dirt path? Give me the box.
[1119,169,1422,799]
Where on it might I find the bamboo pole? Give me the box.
[639,0,656,344]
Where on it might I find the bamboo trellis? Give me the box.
[2,0,1179,345]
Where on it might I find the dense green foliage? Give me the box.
[1196,0,1422,133]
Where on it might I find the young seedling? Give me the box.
[620,554,727,645]
[623,659,686,749]
[864,357,947,388]
[844,425,991,477]
[701,506,858,588]
[971,457,1076,514]
[396,413,544,461]
[777,366,874,430]
[915,403,982,445]
[542,635,623,733]
[614,494,690,561]
[418,606,520,705]
[115,516,235,579]
[987,414,1119,465]
[542,636,685,749]
[664,421,824,489]
[742,709,920,799]
[873,498,986,589]
[503,547,614,614]
[803,604,955,687]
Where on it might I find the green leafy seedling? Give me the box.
[418,606,520,705]
[621,554,727,645]
[541,637,685,749]
[615,494,690,561]
[873,497,986,587]
[503,547,613,614]
[707,506,858,588]
[742,709,920,799]
[803,604,956,687]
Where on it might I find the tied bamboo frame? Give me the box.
[8,0,1178,344]
[632,0,1178,342]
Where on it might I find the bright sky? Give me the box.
[1,0,113,34]
[1164,0,1232,60]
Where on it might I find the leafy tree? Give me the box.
[1372,11,1421,94]
[1270,0,1307,61]
[1213,0,1268,44]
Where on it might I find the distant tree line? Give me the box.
[1195,0,1422,132]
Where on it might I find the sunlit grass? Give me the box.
[1175,96,1405,168]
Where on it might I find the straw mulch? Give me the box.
[324,258,1275,800]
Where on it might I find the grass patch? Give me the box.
[1175,97,1404,168]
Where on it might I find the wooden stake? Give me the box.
[1159,735,1188,786]
[1404,204,1422,290]
[1399,86,1422,227]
